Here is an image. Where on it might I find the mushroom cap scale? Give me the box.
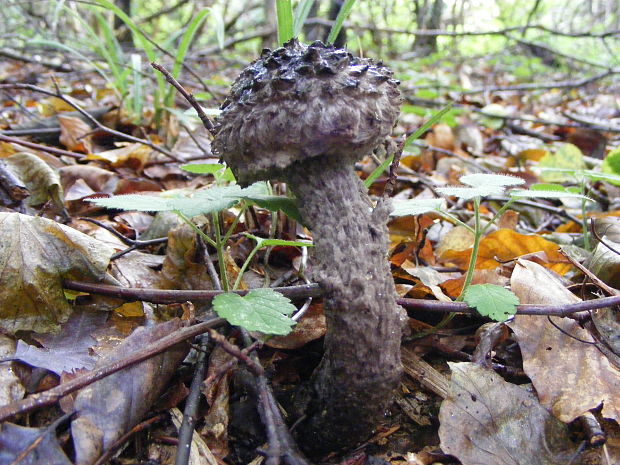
[213,39,401,185]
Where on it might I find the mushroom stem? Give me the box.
[284,155,402,454]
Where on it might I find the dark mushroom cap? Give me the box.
[213,39,401,185]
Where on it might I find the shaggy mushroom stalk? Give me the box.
[214,39,403,454]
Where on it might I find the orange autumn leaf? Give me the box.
[440,229,572,274]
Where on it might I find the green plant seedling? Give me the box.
[391,172,595,322]
[462,284,519,322]
[212,288,297,335]
[89,181,308,333]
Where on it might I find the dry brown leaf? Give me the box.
[441,228,572,274]
[71,319,188,465]
[439,362,582,465]
[266,303,326,349]
[84,143,151,169]
[509,259,620,423]
[58,114,93,153]
[160,223,213,290]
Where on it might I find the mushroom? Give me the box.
[213,39,403,454]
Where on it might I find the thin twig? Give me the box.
[151,62,217,136]
[0,133,85,159]
[175,335,210,465]
[93,414,167,465]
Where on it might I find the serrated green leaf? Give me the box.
[510,188,593,202]
[436,185,504,199]
[463,284,519,322]
[181,163,226,174]
[243,194,302,222]
[213,289,296,335]
[460,173,525,188]
[529,183,567,192]
[390,198,446,216]
[89,194,174,212]
[583,168,620,185]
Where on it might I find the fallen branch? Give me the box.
[62,280,620,317]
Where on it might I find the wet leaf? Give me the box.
[14,309,106,375]
[0,421,72,465]
[71,319,189,465]
[213,289,296,335]
[509,259,620,423]
[439,362,582,465]
[0,213,113,333]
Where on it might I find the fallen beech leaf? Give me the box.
[266,303,326,349]
[84,143,151,169]
[58,114,93,153]
[0,213,114,333]
[509,259,620,423]
[441,228,571,274]
[71,319,189,465]
[439,362,581,465]
[15,309,106,375]
[4,152,64,209]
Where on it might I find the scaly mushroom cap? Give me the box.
[213,39,401,185]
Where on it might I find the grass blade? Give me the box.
[164,8,210,107]
[327,0,356,44]
[276,0,294,45]
[293,0,314,37]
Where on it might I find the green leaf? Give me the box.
[460,173,525,188]
[276,0,294,45]
[539,143,586,182]
[436,185,505,199]
[510,187,593,202]
[243,194,303,222]
[463,284,519,322]
[211,6,225,50]
[89,185,245,217]
[390,198,446,216]
[602,146,620,173]
[213,289,296,335]
[327,0,356,44]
